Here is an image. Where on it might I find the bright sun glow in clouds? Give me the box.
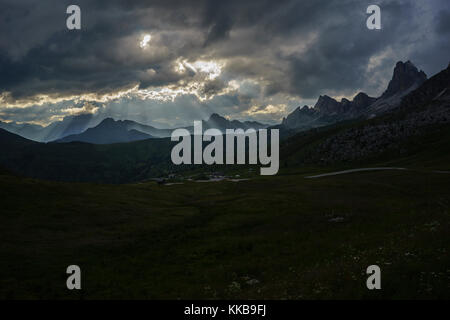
[174,58,224,80]
[139,34,151,48]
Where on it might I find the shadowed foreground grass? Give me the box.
[0,168,449,299]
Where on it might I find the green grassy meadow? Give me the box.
[1,166,449,299]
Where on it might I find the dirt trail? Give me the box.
[305,167,407,178]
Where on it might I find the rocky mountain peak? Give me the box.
[381,61,427,99]
[352,92,376,109]
[98,117,116,126]
[202,113,266,131]
[281,104,320,129]
[314,95,340,114]
[209,113,226,121]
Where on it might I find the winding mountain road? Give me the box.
[305,167,450,178]
[305,167,407,178]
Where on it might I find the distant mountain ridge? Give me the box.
[43,113,100,142]
[55,114,267,144]
[185,113,267,133]
[0,121,43,140]
[56,118,155,144]
[282,60,428,131]
[0,113,100,142]
[1,111,267,144]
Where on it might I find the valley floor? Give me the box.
[0,168,449,299]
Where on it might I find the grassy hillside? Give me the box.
[0,130,179,183]
[280,107,450,171]
[0,167,449,299]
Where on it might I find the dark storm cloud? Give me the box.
[435,9,450,34]
[284,0,414,98]
[0,0,203,99]
[203,15,233,46]
[0,0,449,123]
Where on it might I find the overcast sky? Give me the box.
[0,0,449,127]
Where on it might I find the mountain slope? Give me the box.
[0,113,101,142]
[116,120,173,138]
[0,121,44,141]
[41,113,101,142]
[0,128,176,183]
[56,118,155,144]
[0,128,39,147]
[281,106,327,130]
